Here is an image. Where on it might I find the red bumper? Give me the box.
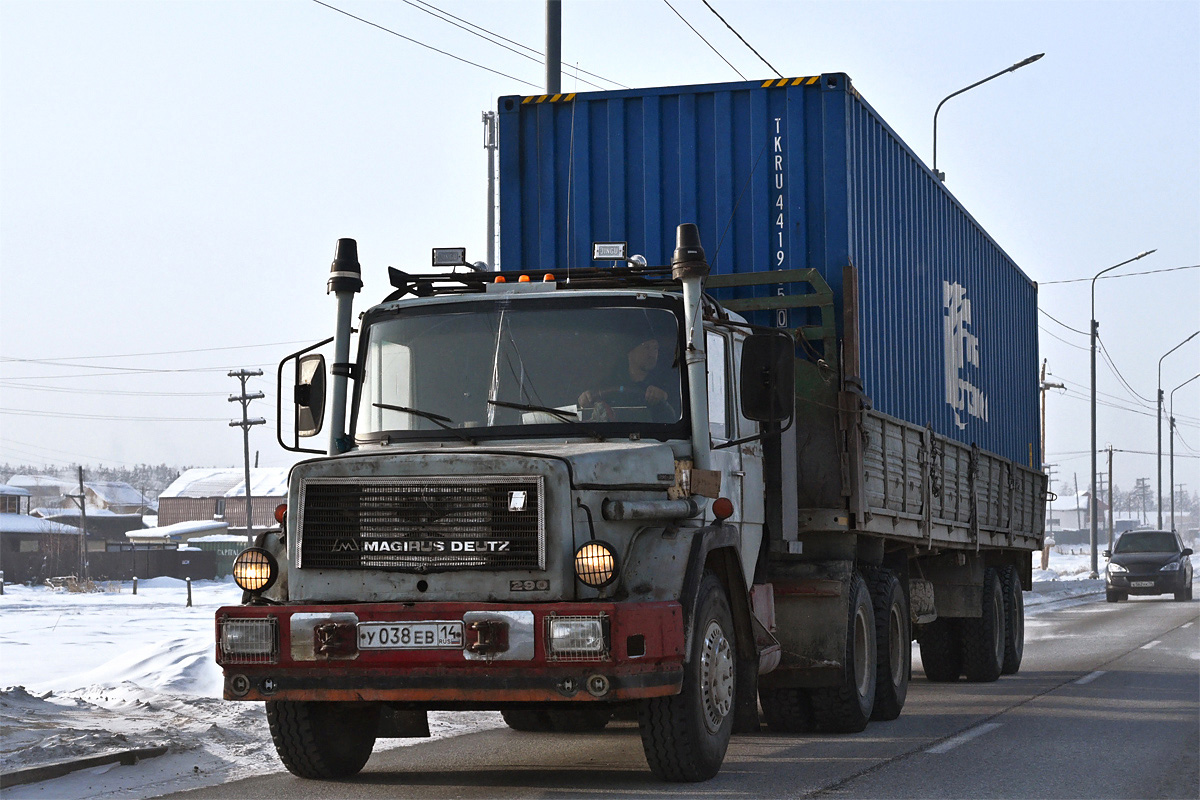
[215,601,684,703]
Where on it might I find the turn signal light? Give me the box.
[274,503,287,524]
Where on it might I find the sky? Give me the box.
[1,0,1197,512]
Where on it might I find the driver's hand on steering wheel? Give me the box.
[644,385,667,405]
[577,390,595,407]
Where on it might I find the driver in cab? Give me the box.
[577,335,674,421]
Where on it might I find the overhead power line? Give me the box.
[410,0,628,89]
[661,0,746,80]
[312,0,539,89]
[0,340,313,363]
[0,381,229,397]
[0,407,249,423]
[1038,308,1089,336]
[1040,263,1199,285]
[700,0,782,78]
[1097,335,1156,406]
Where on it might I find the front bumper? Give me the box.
[1106,571,1189,595]
[215,600,684,704]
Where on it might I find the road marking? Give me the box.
[926,722,1002,754]
[1141,640,1162,649]
[1075,670,1106,685]
[1183,622,1194,629]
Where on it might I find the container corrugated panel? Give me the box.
[498,75,1040,468]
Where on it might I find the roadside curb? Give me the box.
[0,746,169,789]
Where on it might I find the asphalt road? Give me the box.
[165,593,1199,800]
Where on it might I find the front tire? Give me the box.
[266,701,379,779]
[1000,565,1024,675]
[638,572,734,781]
[961,567,1005,682]
[810,573,876,732]
[1106,589,1125,602]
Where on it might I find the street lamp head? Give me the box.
[1136,249,1157,259]
[1011,53,1045,71]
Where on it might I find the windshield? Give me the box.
[1113,531,1179,554]
[352,297,685,441]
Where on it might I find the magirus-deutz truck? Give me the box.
[216,74,1046,782]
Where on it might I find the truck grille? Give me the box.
[296,476,545,571]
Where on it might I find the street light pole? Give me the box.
[932,53,1044,181]
[1090,249,1155,577]
[1169,373,1199,531]
[1157,331,1199,527]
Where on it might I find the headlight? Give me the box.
[1159,561,1181,572]
[574,541,618,588]
[233,547,278,592]
[220,617,278,655]
[1107,562,1127,574]
[547,616,607,655]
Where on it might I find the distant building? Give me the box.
[0,485,85,583]
[158,468,288,535]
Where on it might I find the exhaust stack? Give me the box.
[672,223,712,472]
[327,238,362,455]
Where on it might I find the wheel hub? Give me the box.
[700,620,734,733]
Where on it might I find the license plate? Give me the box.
[1130,581,1155,588]
[358,621,463,650]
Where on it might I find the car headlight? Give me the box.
[232,547,278,593]
[1159,560,1181,572]
[1107,562,1127,574]
[574,541,618,588]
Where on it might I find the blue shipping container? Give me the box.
[497,74,1040,468]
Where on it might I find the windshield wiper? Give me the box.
[372,403,474,444]
[487,399,578,422]
[486,399,605,441]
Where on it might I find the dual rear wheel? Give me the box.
[917,565,1025,683]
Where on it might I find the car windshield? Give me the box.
[352,297,684,440]
[1113,531,1179,554]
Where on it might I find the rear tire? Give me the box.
[810,573,876,733]
[961,567,1005,683]
[1000,565,1024,675]
[759,686,815,733]
[638,572,734,781]
[918,618,962,682]
[865,568,909,721]
[266,700,378,779]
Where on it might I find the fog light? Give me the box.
[233,547,278,593]
[548,616,606,656]
[574,541,617,588]
[220,617,278,659]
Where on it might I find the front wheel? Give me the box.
[638,572,735,781]
[266,700,379,779]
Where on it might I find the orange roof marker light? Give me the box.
[543,273,555,282]
[518,275,532,283]
[494,276,506,283]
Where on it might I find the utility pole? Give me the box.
[1042,463,1058,570]
[1073,473,1083,538]
[546,1,561,94]
[1106,445,1114,551]
[229,370,266,542]
[1039,359,1064,467]
[1173,482,1186,532]
[67,466,89,583]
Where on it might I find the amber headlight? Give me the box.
[232,547,278,593]
[574,541,618,588]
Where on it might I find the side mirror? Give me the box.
[296,354,326,437]
[1102,550,1111,559]
[740,333,794,423]
[1182,548,1193,557]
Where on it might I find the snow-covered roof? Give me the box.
[0,513,82,535]
[188,533,252,543]
[160,468,289,499]
[131,519,229,540]
[0,485,30,497]
[86,481,145,506]
[7,475,74,492]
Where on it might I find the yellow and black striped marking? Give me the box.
[761,76,822,88]
[521,93,577,105]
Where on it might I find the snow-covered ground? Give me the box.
[0,550,1189,799]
